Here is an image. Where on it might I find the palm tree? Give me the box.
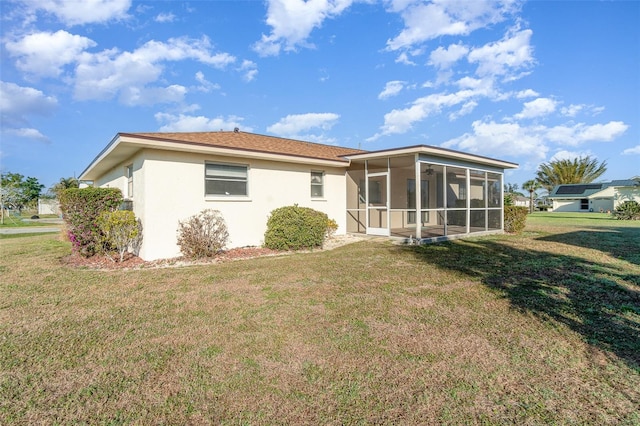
[536,156,607,192]
[51,177,79,198]
[522,179,541,213]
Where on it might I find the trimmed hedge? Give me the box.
[59,187,123,257]
[264,205,331,250]
[504,206,528,234]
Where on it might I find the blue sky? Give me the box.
[1,0,638,191]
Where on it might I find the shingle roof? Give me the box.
[124,131,366,163]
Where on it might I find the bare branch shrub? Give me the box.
[177,209,229,259]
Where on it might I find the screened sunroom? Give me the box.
[344,146,518,242]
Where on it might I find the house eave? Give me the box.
[80,133,352,181]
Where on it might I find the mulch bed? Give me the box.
[61,247,281,270]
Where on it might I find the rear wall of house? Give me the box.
[97,149,348,260]
[552,200,582,212]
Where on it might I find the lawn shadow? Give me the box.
[536,227,640,266]
[405,238,640,371]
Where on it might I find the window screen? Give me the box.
[205,163,248,196]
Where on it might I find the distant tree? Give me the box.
[51,177,79,198]
[536,156,607,192]
[0,172,44,215]
[0,176,21,224]
[504,182,518,193]
[522,179,542,214]
[22,177,45,207]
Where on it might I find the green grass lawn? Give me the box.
[0,217,58,228]
[1,215,639,424]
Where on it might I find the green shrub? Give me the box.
[59,188,123,257]
[504,193,515,207]
[264,205,332,250]
[177,209,229,259]
[612,201,640,220]
[504,206,528,233]
[98,210,142,262]
[326,218,338,238]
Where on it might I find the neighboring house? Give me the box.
[38,198,60,216]
[547,178,640,213]
[79,131,518,260]
[513,195,530,208]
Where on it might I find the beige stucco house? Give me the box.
[79,131,518,260]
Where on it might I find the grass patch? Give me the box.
[1,216,639,424]
[0,231,60,240]
[0,218,56,228]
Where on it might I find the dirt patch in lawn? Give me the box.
[61,234,366,270]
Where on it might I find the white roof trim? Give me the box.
[344,145,518,169]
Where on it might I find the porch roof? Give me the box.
[343,145,518,170]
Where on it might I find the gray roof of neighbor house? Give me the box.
[549,179,639,199]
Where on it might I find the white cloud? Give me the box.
[74,37,236,103]
[560,104,584,117]
[428,43,469,69]
[267,113,340,136]
[378,81,405,99]
[395,52,416,65]
[513,97,557,120]
[369,88,480,139]
[515,89,539,99]
[448,100,478,120]
[622,145,640,155]
[238,60,258,82]
[560,104,605,118]
[119,85,187,106]
[194,71,220,93]
[545,121,628,145]
[549,149,593,162]
[441,118,629,162]
[0,81,57,141]
[155,12,176,23]
[455,76,494,93]
[154,113,249,132]
[5,30,96,78]
[253,0,355,56]
[442,120,549,160]
[6,30,242,107]
[371,23,538,141]
[0,81,57,125]
[468,28,534,78]
[23,0,131,26]
[386,0,518,51]
[4,127,49,142]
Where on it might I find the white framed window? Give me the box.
[205,162,248,196]
[126,164,133,198]
[311,171,324,198]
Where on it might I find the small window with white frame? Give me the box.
[126,164,133,198]
[311,171,324,198]
[205,162,248,196]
